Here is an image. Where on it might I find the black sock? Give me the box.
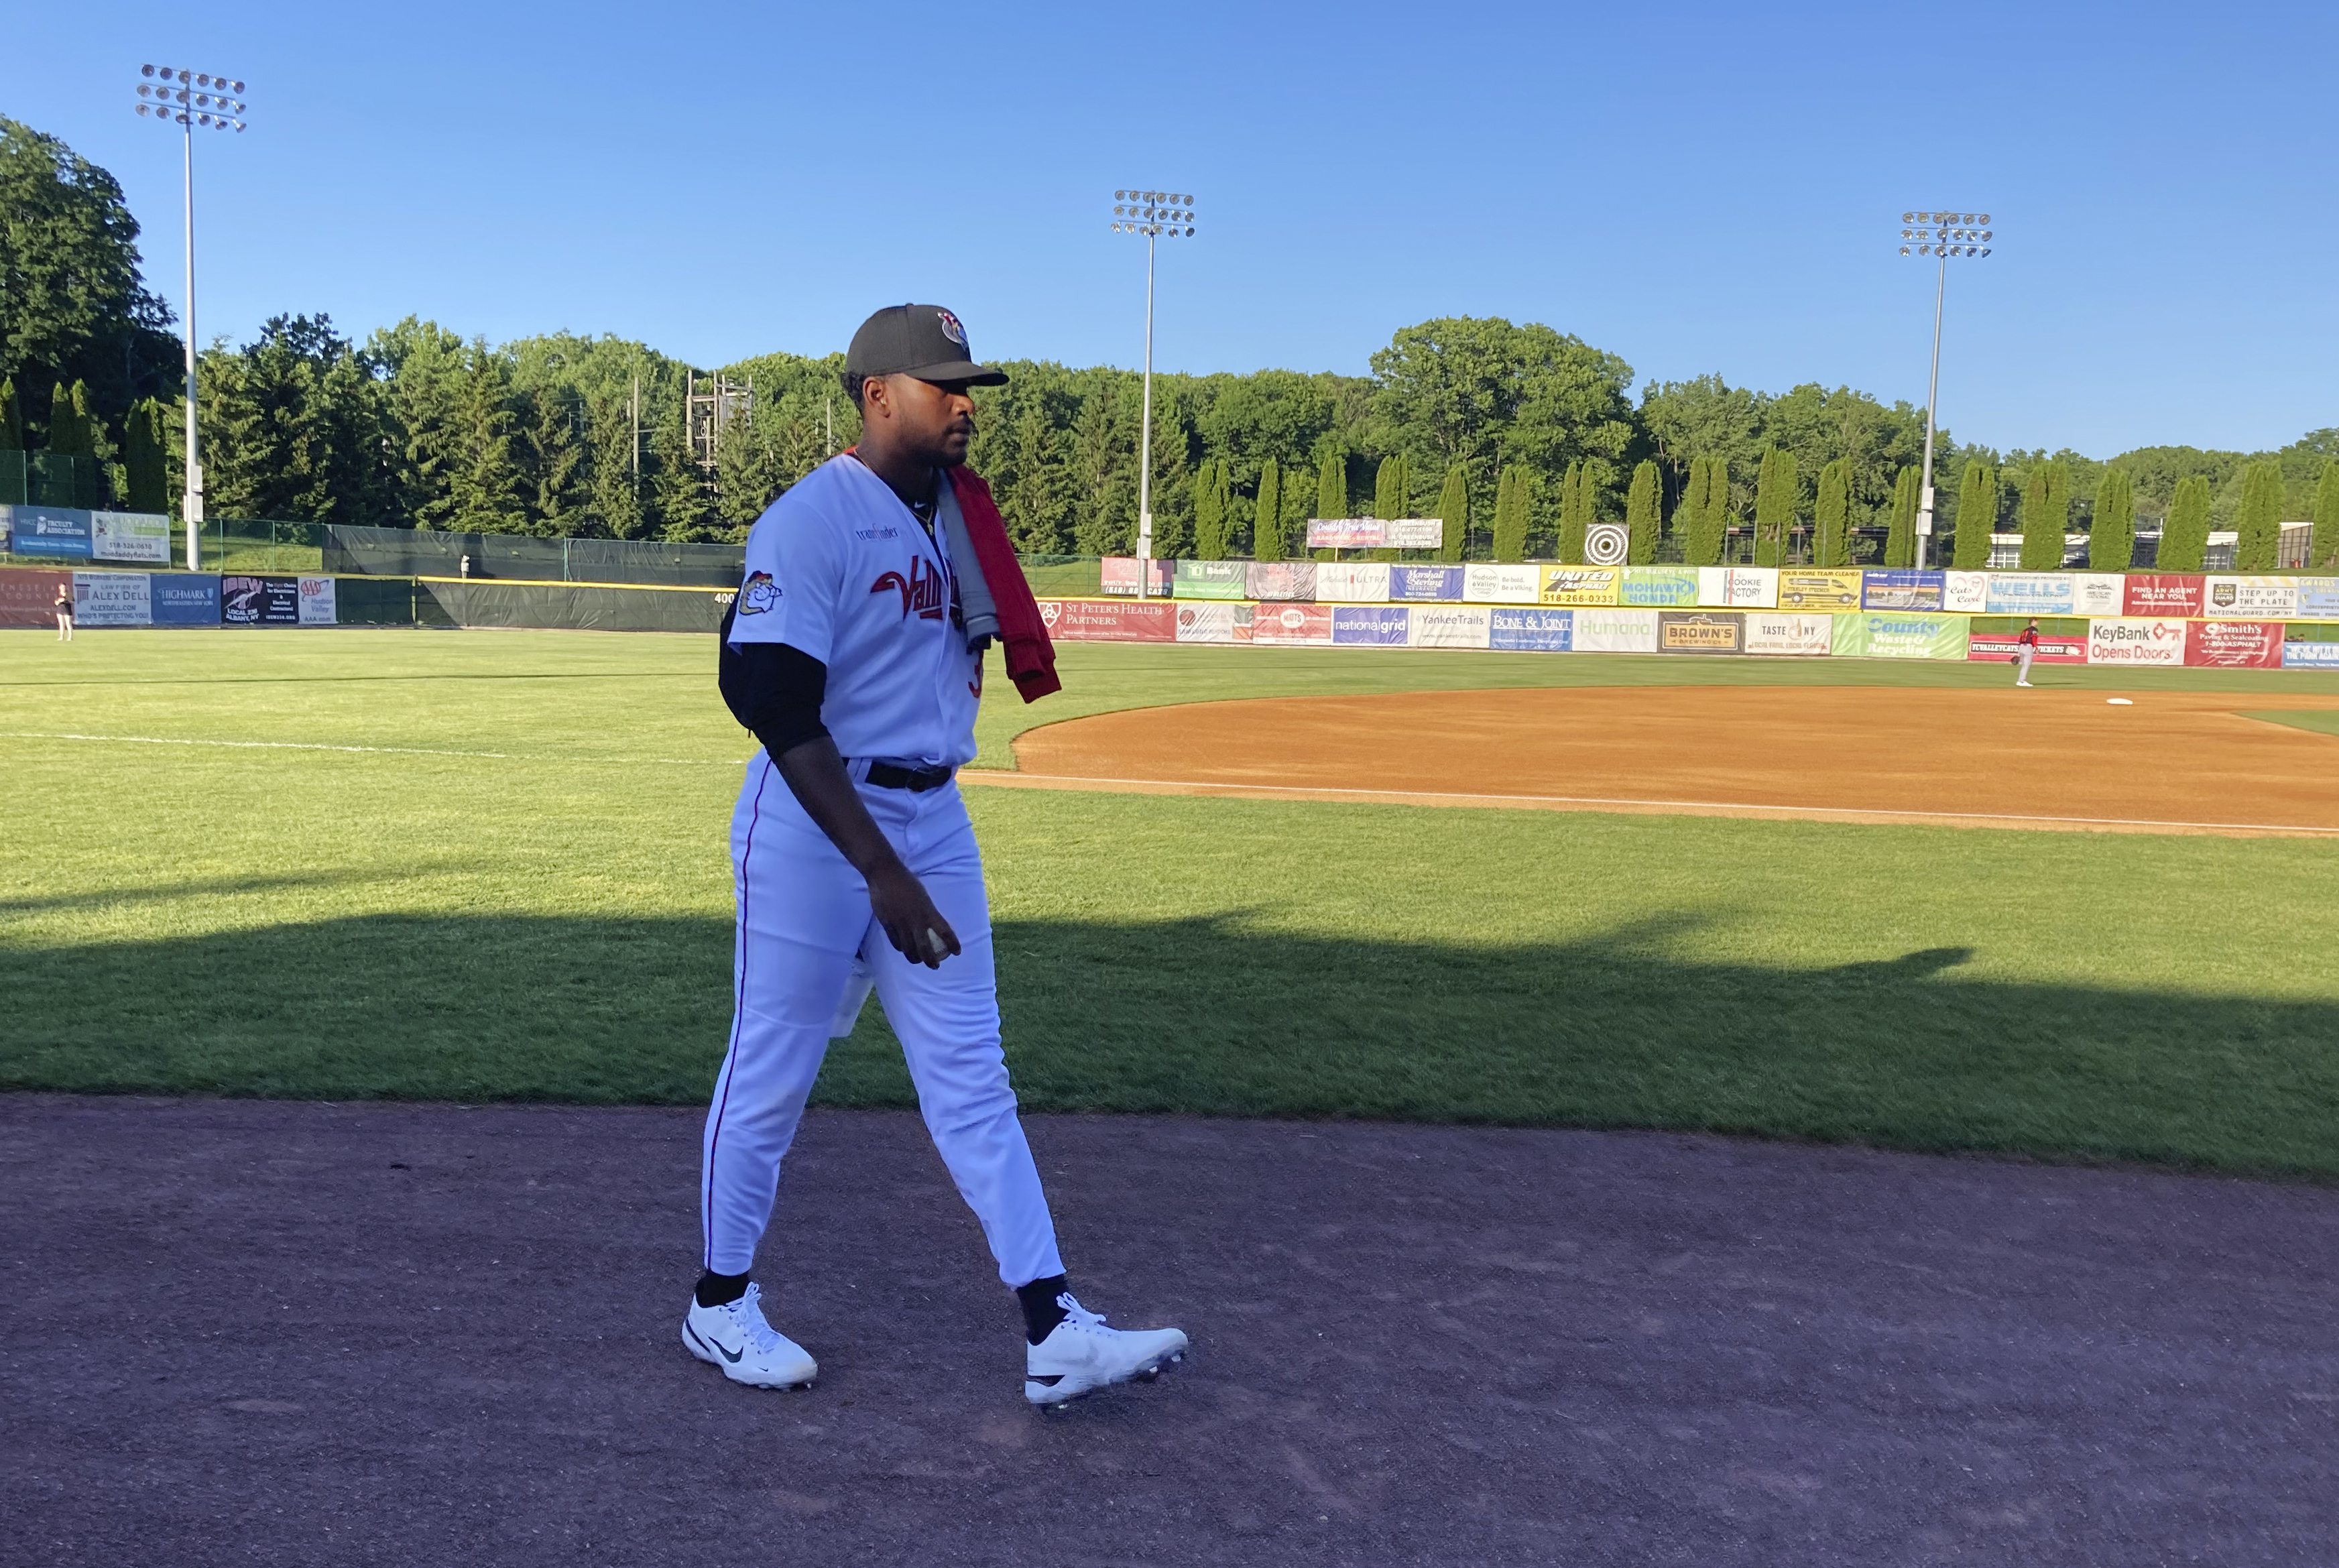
[1016,1274,1071,1345]
[695,1270,750,1309]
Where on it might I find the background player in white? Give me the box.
[682,304,1187,1408]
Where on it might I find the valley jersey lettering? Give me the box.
[701,453,1064,1290]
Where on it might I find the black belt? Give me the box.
[863,761,954,792]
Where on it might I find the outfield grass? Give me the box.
[6,628,2339,1179]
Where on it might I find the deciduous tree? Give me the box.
[0,118,178,432]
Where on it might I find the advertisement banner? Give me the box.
[1172,560,1250,600]
[1304,518,1444,549]
[1619,566,1699,607]
[90,510,173,564]
[1489,606,1573,652]
[1535,565,1619,605]
[1775,569,1864,613]
[1984,574,2076,615]
[1331,605,1410,645]
[1247,560,1319,602]
[2294,578,2339,619]
[1696,566,1776,608]
[1834,611,1968,659]
[2282,640,2339,668]
[1744,612,1833,656]
[149,572,223,626]
[1389,565,1464,601]
[1305,518,1380,549]
[1316,562,1392,602]
[1942,571,1990,613]
[2086,617,2187,666]
[222,574,300,626]
[297,575,339,625]
[70,570,152,626]
[1572,607,1660,652]
[2186,619,2284,668]
[1250,603,1334,644]
[1862,569,1944,611]
[2070,573,2125,615]
[1037,598,1177,642]
[2122,575,2203,617]
[1174,601,1244,643]
[1408,604,1493,648]
[1101,556,1175,597]
[1969,631,2086,664]
[0,566,71,626]
[3,505,95,559]
[1467,564,1543,604]
[2201,576,2299,619]
[1657,610,1745,654]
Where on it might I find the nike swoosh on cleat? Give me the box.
[1027,1373,1065,1386]
[688,1324,744,1364]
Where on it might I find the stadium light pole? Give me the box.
[1109,189,1197,598]
[135,63,250,572]
[1898,210,1992,570]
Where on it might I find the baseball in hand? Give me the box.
[925,927,950,959]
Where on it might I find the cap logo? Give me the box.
[935,308,967,347]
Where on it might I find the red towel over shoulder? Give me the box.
[946,466,1061,703]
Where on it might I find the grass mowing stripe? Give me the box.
[0,731,741,766]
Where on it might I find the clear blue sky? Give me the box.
[7,1,2333,457]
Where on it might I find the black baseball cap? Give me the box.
[846,304,1007,386]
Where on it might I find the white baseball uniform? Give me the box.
[701,453,1063,1288]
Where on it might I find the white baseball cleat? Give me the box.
[682,1282,818,1390]
[1024,1294,1188,1409]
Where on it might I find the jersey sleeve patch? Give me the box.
[740,570,780,614]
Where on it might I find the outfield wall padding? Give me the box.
[323,525,743,587]
[417,579,732,632]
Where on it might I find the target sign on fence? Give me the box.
[1583,523,1629,565]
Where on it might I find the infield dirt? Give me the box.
[986,685,2339,835]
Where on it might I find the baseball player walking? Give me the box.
[684,304,1187,1409]
[2014,618,2040,686]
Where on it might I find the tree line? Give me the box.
[7,114,2338,568]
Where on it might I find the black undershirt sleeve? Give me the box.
[718,604,830,758]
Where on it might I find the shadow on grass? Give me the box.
[3,911,2333,1181]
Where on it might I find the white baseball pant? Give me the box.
[699,754,1064,1287]
[2015,646,2035,683]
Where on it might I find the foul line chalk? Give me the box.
[964,768,2339,837]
